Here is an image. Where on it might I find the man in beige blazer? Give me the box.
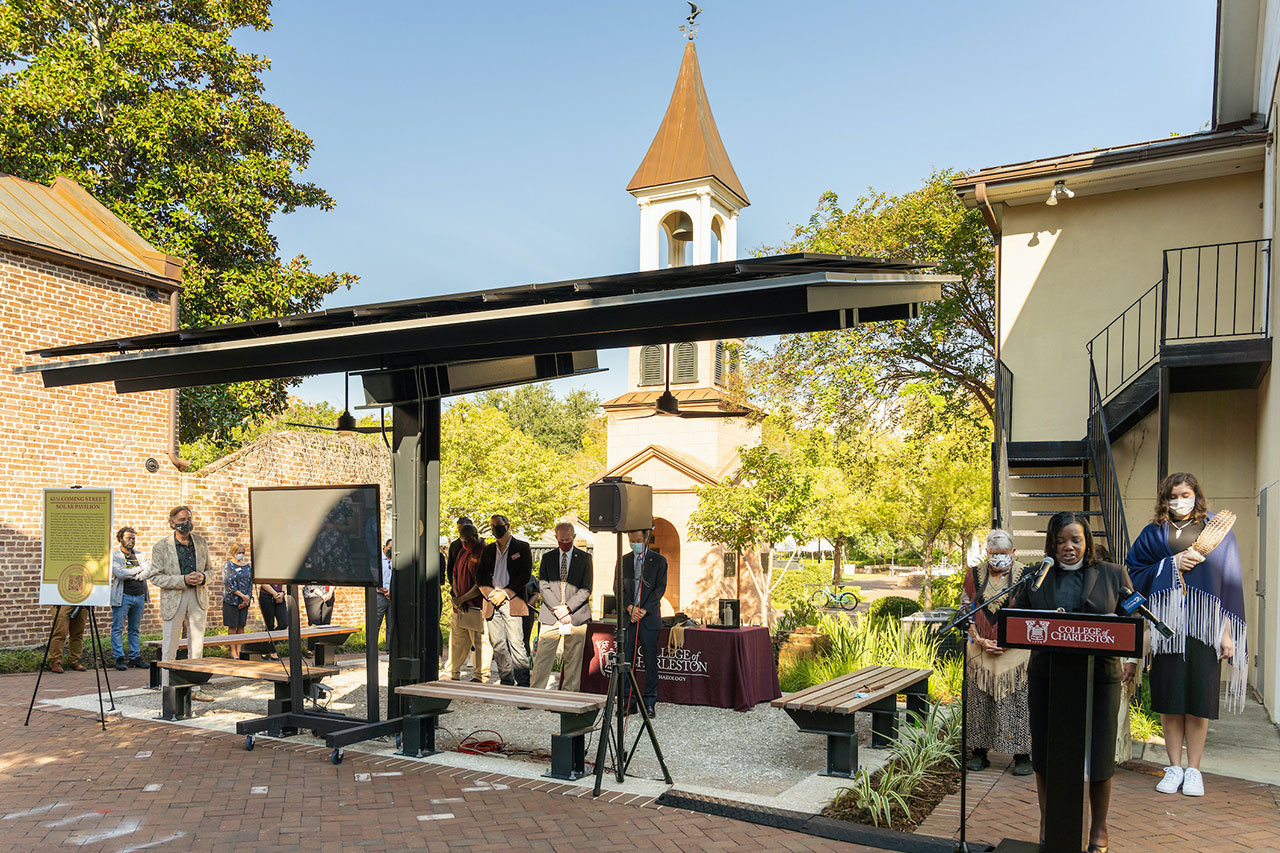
[150,505,213,699]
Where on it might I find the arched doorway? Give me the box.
[649,517,681,613]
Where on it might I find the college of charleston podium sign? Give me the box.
[998,609,1143,656]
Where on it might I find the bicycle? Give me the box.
[809,586,860,611]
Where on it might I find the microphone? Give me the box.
[1031,555,1054,591]
[1118,587,1173,639]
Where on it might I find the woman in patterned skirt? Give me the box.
[961,529,1033,776]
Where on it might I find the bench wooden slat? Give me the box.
[144,625,360,649]
[156,658,339,683]
[773,665,932,714]
[396,681,606,714]
[774,665,895,711]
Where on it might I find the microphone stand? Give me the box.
[940,563,1043,853]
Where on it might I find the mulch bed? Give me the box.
[822,758,960,833]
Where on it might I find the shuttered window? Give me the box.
[713,341,726,385]
[673,342,697,383]
[640,345,664,385]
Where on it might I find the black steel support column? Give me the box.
[388,392,442,719]
[1158,363,1170,483]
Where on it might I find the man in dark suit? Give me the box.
[531,522,593,691]
[621,528,666,717]
[476,514,533,686]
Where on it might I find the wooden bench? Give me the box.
[395,681,607,780]
[155,658,339,731]
[772,664,932,778]
[145,625,360,688]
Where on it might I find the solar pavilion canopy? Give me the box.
[18,253,956,396]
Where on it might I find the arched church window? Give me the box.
[673,342,697,383]
[640,345,664,385]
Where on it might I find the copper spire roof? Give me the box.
[627,41,748,206]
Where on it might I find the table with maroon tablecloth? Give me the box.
[577,621,781,712]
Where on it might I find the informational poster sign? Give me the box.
[40,488,113,607]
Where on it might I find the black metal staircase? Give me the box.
[997,239,1272,561]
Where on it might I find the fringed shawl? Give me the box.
[963,563,1031,702]
[1126,515,1248,713]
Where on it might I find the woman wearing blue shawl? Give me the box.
[1125,473,1247,799]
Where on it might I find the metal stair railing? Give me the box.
[1088,239,1272,405]
[1088,361,1131,561]
[993,360,1012,531]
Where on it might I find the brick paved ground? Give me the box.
[918,753,1280,850]
[1,669,871,852]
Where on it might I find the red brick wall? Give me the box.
[185,431,391,633]
[0,248,181,646]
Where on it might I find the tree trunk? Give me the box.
[832,536,844,586]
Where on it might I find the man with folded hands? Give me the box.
[477,514,533,687]
[530,522,592,691]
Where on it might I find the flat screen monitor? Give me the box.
[249,485,381,586]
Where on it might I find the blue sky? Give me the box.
[239,0,1216,407]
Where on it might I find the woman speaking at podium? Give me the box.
[1012,510,1137,853]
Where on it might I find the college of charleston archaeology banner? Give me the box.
[40,488,113,607]
[579,622,780,711]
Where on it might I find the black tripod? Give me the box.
[25,604,116,731]
[591,531,672,796]
[940,563,1041,853]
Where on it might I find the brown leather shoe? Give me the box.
[69,662,86,672]
[49,661,64,673]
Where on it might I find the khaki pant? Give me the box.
[160,587,207,686]
[447,608,490,682]
[530,621,587,692]
[48,606,86,662]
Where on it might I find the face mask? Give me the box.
[988,554,1013,571]
[491,523,509,539]
[174,521,193,535]
[1169,497,1196,517]
[631,542,644,556]
[559,542,573,552]
[235,553,245,562]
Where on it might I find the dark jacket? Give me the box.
[1011,559,1136,683]
[477,537,534,617]
[538,547,593,626]
[621,548,667,631]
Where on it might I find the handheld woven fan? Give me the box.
[1175,510,1237,595]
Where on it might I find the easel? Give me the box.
[25,604,116,731]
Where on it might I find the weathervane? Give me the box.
[679,2,702,40]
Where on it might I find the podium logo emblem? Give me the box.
[1026,619,1051,644]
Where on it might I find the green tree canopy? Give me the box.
[440,399,581,541]
[476,384,603,457]
[0,0,356,445]
[748,170,994,425]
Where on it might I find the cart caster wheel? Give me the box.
[245,735,255,751]
[331,748,344,765]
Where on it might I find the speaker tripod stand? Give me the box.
[591,531,672,796]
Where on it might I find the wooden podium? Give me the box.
[993,609,1144,853]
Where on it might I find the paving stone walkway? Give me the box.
[1,669,869,852]
[917,753,1280,850]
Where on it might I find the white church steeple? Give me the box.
[627,40,748,271]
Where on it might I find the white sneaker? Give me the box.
[1182,767,1204,796]
[1156,765,1184,793]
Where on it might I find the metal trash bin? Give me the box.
[900,609,964,660]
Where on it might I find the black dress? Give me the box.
[1012,559,1134,782]
[1149,521,1221,719]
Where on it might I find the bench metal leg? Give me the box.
[550,731,588,780]
[398,713,438,758]
[905,682,929,719]
[870,695,899,748]
[149,661,160,689]
[161,685,192,721]
[825,734,857,778]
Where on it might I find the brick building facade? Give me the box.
[1,175,390,648]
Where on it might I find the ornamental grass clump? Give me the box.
[826,700,961,830]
